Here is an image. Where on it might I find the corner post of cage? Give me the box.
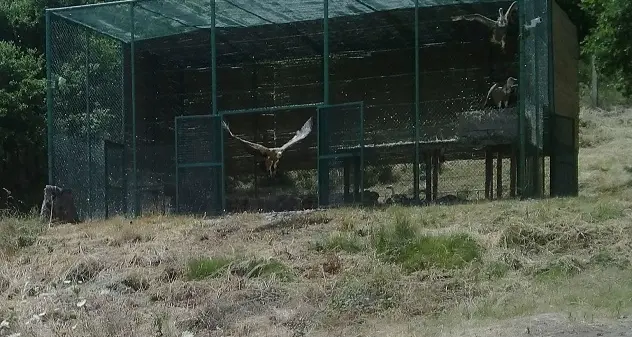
[533,0,542,198]
[120,42,128,215]
[45,10,54,185]
[85,27,93,219]
[104,141,110,218]
[546,0,557,196]
[517,0,526,199]
[318,0,330,207]
[174,117,179,213]
[210,0,225,213]
[130,2,139,216]
[413,0,420,201]
[323,0,329,104]
[359,101,365,205]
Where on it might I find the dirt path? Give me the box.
[447,313,632,337]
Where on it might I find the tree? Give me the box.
[0,40,46,211]
[582,0,632,97]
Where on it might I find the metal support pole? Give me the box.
[318,0,331,207]
[414,0,420,201]
[86,30,93,219]
[130,3,139,216]
[210,0,225,212]
[46,11,54,185]
[323,0,329,104]
[518,0,526,198]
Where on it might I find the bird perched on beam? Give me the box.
[222,117,313,178]
[484,76,518,109]
[452,1,518,51]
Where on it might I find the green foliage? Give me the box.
[0,40,46,211]
[582,0,632,97]
[312,231,366,253]
[371,212,482,272]
[186,256,294,281]
[0,214,44,257]
[0,1,103,51]
[231,258,295,281]
[51,28,123,139]
[186,257,233,280]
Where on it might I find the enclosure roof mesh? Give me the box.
[50,0,494,42]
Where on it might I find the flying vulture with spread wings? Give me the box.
[452,1,518,51]
[222,117,314,177]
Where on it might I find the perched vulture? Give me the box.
[484,76,518,109]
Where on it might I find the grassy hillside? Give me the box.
[2,106,632,337]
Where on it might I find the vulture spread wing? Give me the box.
[279,117,314,151]
[222,120,272,157]
[505,1,518,22]
[452,13,497,28]
[484,83,500,108]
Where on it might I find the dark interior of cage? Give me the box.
[126,1,520,214]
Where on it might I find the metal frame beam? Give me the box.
[46,0,140,12]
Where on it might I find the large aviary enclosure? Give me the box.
[46,0,579,220]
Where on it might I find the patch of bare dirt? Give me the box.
[445,313,632,337]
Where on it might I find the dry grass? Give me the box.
[2,106,632,337]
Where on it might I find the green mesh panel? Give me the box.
[317,102,364,207]
[221,106,317,213]
[50,14,126,220]
[104,140,127,217]
[519,0,550,197]
[175,115,223,214]
[47,0,558,219]
[50,0,517,42]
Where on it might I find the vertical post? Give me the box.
[130,3,139,216]
[413,0,420,201]
[590,55,598,107]
[547,0,556,197]
[318,0,330,207]
[432,150,439,200]
[323,0,329,105]
[120,43,128,215]
[174,118,179,213]
[496,151,503,199]
[533,19,542,198]
[45,10,54,185]
[86,30,93,219]
[210,0,225,213]
[510,147,517,197]
[485,148,493,200]
[425,153,432,201]
[517,0,526,198]
[211,0,217,117]
[359,101,364,205]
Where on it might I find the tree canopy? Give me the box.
[581,0,632,97]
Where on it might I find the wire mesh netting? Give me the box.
[222,106,318,213]
[49,13,126,221]
[317,103,364,207]
[175,115,222,214]
[519,0,551,197]
[47,0,563,219]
